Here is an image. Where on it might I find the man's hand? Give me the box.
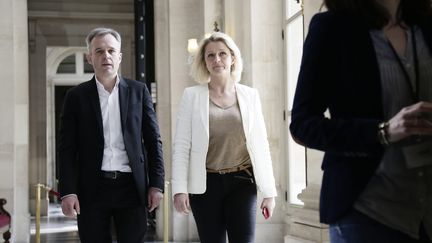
[61,195,80,218]
[148,187,163,212]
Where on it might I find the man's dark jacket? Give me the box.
[58,76,164,205]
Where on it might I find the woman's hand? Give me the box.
[387,101,432,143]
[173,193,190,214]
[260,197,275,219]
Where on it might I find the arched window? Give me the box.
[57,53,93,74]
[47,47,93,85]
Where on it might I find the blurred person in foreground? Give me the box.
[290,0,432,242]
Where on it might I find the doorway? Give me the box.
[54,85,74,189]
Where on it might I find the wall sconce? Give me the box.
[187,38,198,54]
[187,38,198,64]
[187,21,221,64]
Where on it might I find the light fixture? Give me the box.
[187,38,198,54]
[187,20,221,64]
[187,38,198,65]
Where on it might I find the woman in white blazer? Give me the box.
[172,32,277,243]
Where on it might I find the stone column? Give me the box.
[0,0,30,242]
[224,0,285,242]
[154,0,204,241]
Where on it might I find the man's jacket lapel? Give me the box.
[87,78,104,138]
[119,77,130,133]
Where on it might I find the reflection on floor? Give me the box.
[29,203,166,243]
[30,203,77,235]
[30,231,81,243]
[30,203,79,242]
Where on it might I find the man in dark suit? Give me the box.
[58,27,164,243]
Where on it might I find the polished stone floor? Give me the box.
[29,203,169,243]
[30,203,79,242]
[30,231,81,242]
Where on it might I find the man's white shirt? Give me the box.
[95,76,131,172]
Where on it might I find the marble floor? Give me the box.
[29,203,176,243]
[30,203,80,242]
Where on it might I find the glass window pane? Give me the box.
[286,0,302,19]
[285,9,306,205]
[84,55,94,73]
[286,16,304,111]
[57,54,76,74]
[288,117,306,205]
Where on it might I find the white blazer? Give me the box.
[172,83,277,198]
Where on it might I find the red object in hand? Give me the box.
[262,207,269,219]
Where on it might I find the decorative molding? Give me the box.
[297,184,320,210]
[51,75,93,86]
[46,46,87,78]
[28,11,134,20]
[285,185,329,243]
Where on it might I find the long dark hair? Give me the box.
[324,0,432,28]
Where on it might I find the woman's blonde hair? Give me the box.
[190,32,243,84]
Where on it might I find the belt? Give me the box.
[206,163,252,175]
[100,171,131,180]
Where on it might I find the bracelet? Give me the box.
[378,122,390,146]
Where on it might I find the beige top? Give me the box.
[206,98,251,170]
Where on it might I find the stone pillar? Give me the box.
[224,0,285,241]
[154,0,204,241]
[28,21,49,217]
[0,0,30,242]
